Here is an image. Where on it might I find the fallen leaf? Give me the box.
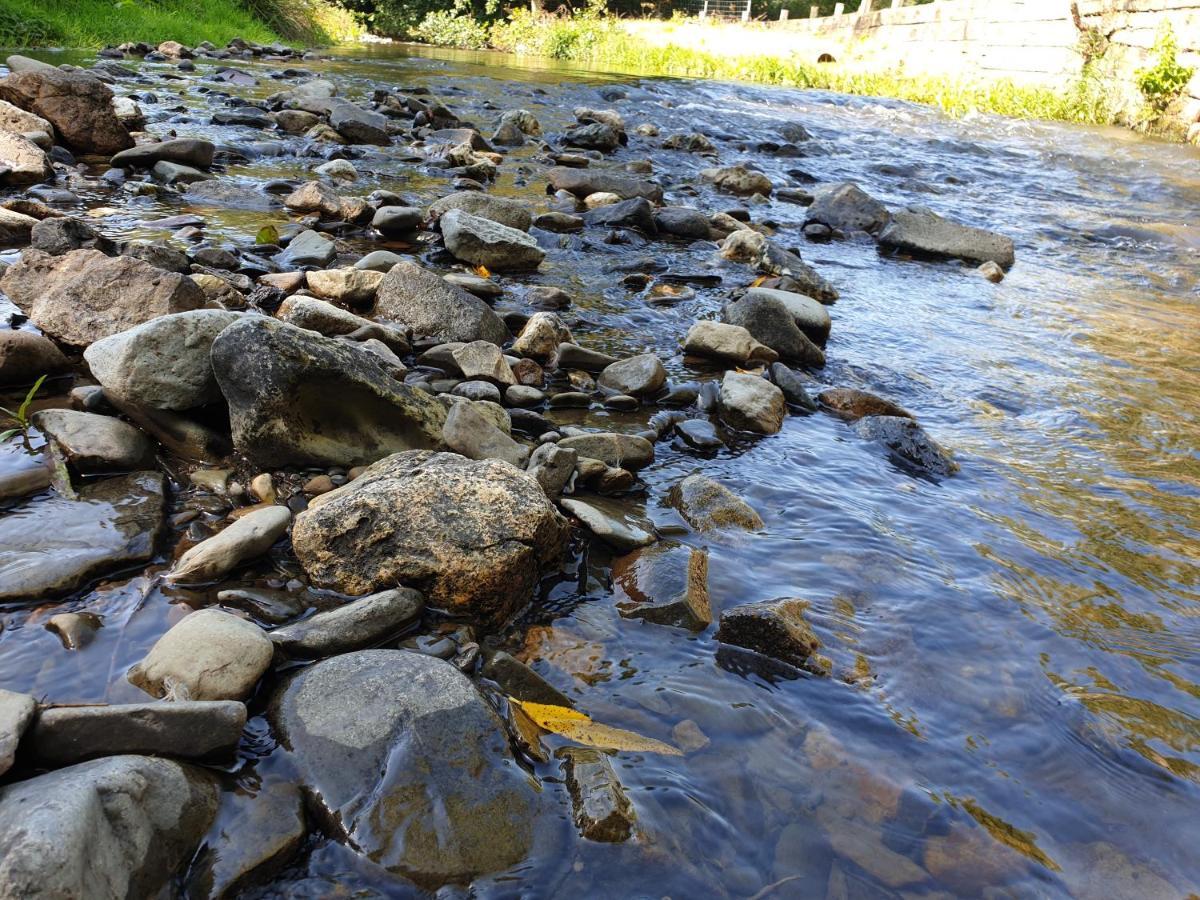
[750,275,767,287]
[510,698,682,756]
[474,264,491,278]
[256,224,279,245]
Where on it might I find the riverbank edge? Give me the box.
[0,0,362,49]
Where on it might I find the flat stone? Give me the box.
[282,229,336,267]
[356,249,404,272]
[0,756,218,899]
[557,432,654,470]
[0,471,165,603]
[111,138,215,169]
[560,497,657,552]
[481,650,572,707]
[1,248,204,347]
[452,340,515,385]
[556,342,618,372]
[547,167,663,203]
[855,415,958,478]
[270,587,424,658]
[667,473,763,532]
[31,409,155,473]
[428,191,532,231]
[27,700,247,767]
[375,260,507,345]
[372,205,421,235]
[128,608,274,701]
[673,418,724,450]
[817,387,912,422]
[443,399,530,469]
[305,266,384,306]
[683,320,777,365]
[879,206,1015,268]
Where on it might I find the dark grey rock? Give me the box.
[805,182,890,235]
[31,409,155,473]
[0,688,35,777]
[722,292,825,368]
[270,587,424,657]
[558,746,636,842]
[583,197,656,233]
[375,260,507,345]
[878,206,1015,268]
[854,415,958,477]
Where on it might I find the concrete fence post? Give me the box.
[700,0,708,20]
[779,8,788,20]
[809,5,819,17]
[891,0,905,7]
[858,0,873,14]
[741,0,751,22]
[833,2,844,15]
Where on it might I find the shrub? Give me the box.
[413,11,490,49]
[1137,26,1195,112]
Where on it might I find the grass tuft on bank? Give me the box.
[0,0,363,49]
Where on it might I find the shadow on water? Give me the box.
[1,39,1199,898]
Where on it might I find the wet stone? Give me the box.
[716,598,823,673]
[615,543,711,631]
[0,688,35,777]
[673,418,724,450]
[27,700,247,767]
[560,497,657,552]
[270,587,424,658]
[668,473,763,532]
[0,471,166,603]
[558,746,637,843]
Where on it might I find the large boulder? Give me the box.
[719,372,785,435]
[0,130,51,185]
[328,100,389,145]
[0,98,52,136]
[211,317,445,467]
[0,249,205,347]
[878,207,1015,268]
[374,260,507,345]
[440,208,544,271]
[805,182,890,235]
[427,191,533,231]
[0,69,133,154]
[292,451,568,623]
[270,650,541,886]
[722,291,825,368]
[0,756,218,898]
[84,309,243,411]
[0,472,165,603]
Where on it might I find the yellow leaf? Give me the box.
[510,698,682,756]
[474,264,491,278]
[750,275,767,287]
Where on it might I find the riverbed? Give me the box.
[1,41,1199,898]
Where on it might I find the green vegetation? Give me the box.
[0,374,46,444]
[0,0,362,48]
[1136,25,1194,113]
[487,8,1117,126]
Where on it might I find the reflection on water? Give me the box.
[1,40,1199,898]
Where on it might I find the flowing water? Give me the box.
[1,42,1199,898]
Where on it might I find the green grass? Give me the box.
[0,0,363,48]
[488,11,1121,128]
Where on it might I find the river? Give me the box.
[1,41,1198,898]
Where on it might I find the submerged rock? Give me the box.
[0,756,218,899]
[269,650,541,886]
[817,387,913,422]
[878,206,1015,268]
[855,415,959,477]
[211,317,446,467]
[128,608,274,702]
[270,587,424,658]
[614,542,711,631]
[715,598,823,672]
[558,747,637,842]
[667,474,763,532]
[292,451,568,623]
[0,471,165,603]
[1,248,205,347]
[27,700,247,767]
[560,497,657,552]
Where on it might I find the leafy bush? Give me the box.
[413,11,489,49]
[1136,26,1194,112]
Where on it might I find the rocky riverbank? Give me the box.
[0,37,1043,898]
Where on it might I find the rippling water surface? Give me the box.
[1,41,1199,898]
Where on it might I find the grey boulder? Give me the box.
[269,650,541,885]
[84,309,243,411]
[597,353,667,397]
[878,206,1015,268]
[31,408,155,473]
[211,316,447,467]
[374,260,507,345]
[722,291,825,368]
[804,182,890,235]
[427,191,532,231]
[440,208,544,271]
